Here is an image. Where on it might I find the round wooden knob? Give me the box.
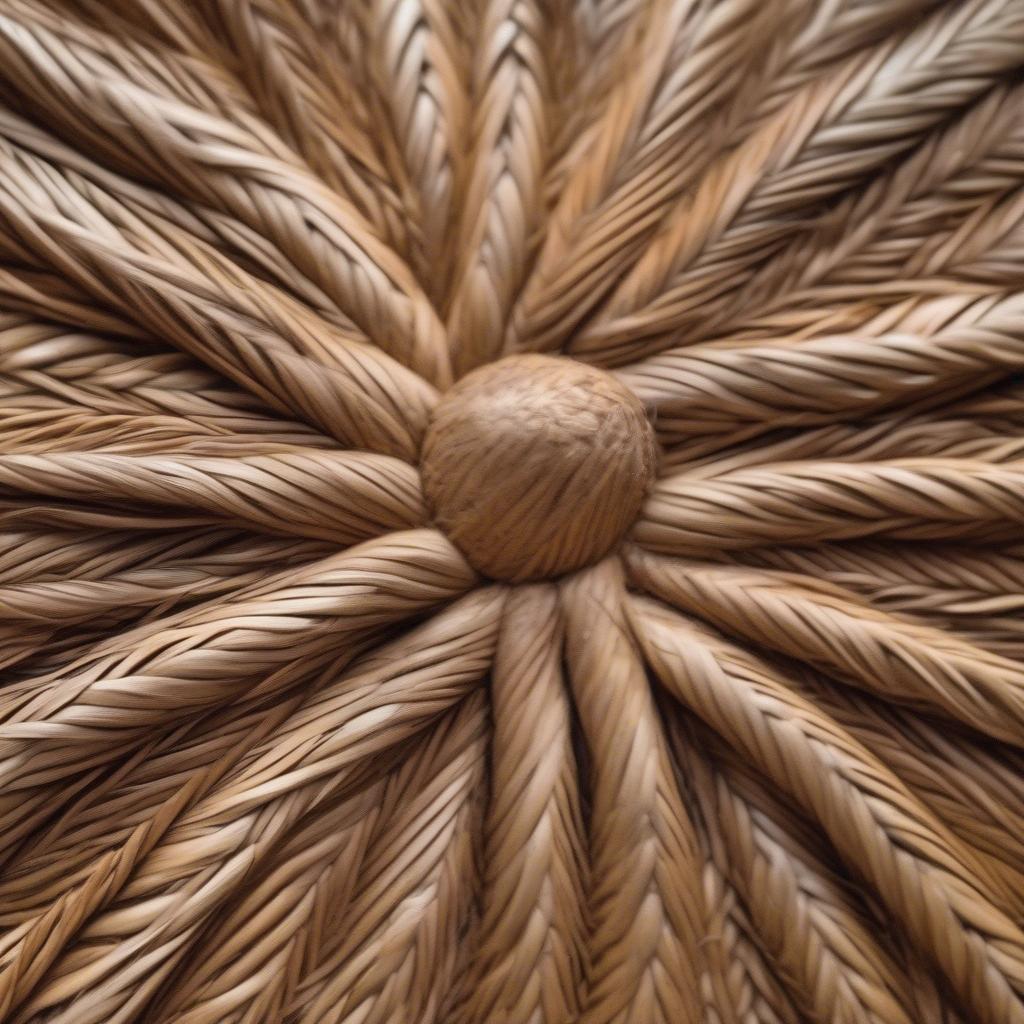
[421,354,656,581]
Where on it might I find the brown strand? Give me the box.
[561,559,703,1024]
[629,596,1024,1024]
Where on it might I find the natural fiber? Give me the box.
[3,0,1024,1021]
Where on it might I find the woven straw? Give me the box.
[2,0,1024,1021]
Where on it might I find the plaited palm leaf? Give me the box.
[2,0,1024,1021]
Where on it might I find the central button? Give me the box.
[421,354,656,581]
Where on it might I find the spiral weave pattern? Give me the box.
[3,1,1024,1022]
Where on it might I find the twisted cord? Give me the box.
[446,0,551,375]
[661,716,804,1024]
[670,716,918,1024]
[576,0,1024,363]
[0,527,329,626]
[0,0,257,121]
[359,0,469,306]
[638,458,1024,553]
[0,262,141,336]
[0,321,337,451]
[736,541,1024,659]
[0,763,221,1021]
[561,558,703,1024]
[0,450,426,544]
[507,0,770,354]
[628,547,1024,755]
[0,137,437,459]
[628,595,1024,1024]
[0,105,375,333]
[152,777,388,1024]
[540,0,644,210]
[284,696,488,1024]
[659,396,1024,475]
[9,593,501,1023]
[0,530,477,795]
[0,651,354,924]
[189,0,417,258]
[789,669,1024,899]
[0,7,452,386]
[618,290,1024,446]
[454,584,587,1024]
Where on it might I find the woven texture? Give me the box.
[2,1,1024,1022]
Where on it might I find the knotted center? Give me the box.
[421,354,656,581]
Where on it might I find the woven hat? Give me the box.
[1,0,1024,1021]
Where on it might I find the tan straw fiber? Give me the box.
[4,0,1024,1021]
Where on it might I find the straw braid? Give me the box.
[37,0,216,55]
[0,10,452,386]
[671,719,917,1024]
[189,0,415,257]
[0,410,332,457]
[0,530,476,793]
[767,100,1024,308]
[151,778,388,1024]
[0,450,426,543]
[0,771,226,1021]
[662,717,803,1024]
[455,585,587,1024]
[717,0,947,144]
[789,671,1024,896]
[0,683,311,1021]
[619,291,1024,445]
[0,140,437,459]
[894,938,968,1024]
[0,106,378,334]
[628,550,1024,748]
[11,595,501,1023]
[0,528,329,626]
[576,0,1024,363]
[629,596,1024,1024]
[446,0,550,375]
[508,0,769,354]
[541,0,642,203]
[285,702,486,1024]
[0,0,257,121]
[660,400,1024,475]
[0,322,333,450]
[359,0,468,305]
[737,541,1024,635]
[0,649,369,923]
[561,559,703,1024]
[692,851,803,1024]
[0,263,142,336]
[638,459,1024,553]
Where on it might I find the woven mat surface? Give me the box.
[1,1,1024,1022]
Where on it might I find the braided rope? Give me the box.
[0,8,452,386]
[0,450,426,543]
[638,458,1024,552]
[576,0,1024,362]
[507,0,770,354]
[629,596,1024,1024]
[561,559,703,1024]
[0,531,476,797]
[0,137,439,458]
[673,719,918,1024]
[446,0,550,374]
[662,716,804,1024]
[3,0,1024,1018]
[6,593,501,1023]
[358,0,468,306]
[628,549,1024,747]
[619,291,1024,445]
[455,585,587,1024]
